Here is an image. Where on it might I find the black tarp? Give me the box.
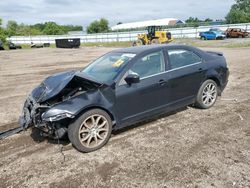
[0,41,4,50]
[55,38,80,48]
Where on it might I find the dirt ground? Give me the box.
[0,46,250,188]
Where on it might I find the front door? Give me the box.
[115,50,169,126]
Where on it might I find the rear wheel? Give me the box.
[68,109,112,153]
[195,79,218,109]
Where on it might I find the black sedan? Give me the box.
[19,44,229,152]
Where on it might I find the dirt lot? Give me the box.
[0,46,250,188]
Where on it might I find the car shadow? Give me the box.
[30,127,70,146]
[112,106,188,135]
[30,106,189,145]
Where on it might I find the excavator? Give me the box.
[133,26,173,46]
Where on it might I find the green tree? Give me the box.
[185,17,201,23]
[0,18,7,43]
[87,18,109,34]
[42,22,64,35]
[204,18,213,22]
[6,20,18,36]
[226,0,250,23]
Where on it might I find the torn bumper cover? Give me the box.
[19,96,42,129]
[19,96,74,138]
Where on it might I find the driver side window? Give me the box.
[129,51,165,79]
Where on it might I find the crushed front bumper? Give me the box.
[19,96,69,139]
[19,96,47,129]
[19,96,35,129]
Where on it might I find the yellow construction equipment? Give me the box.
[133,26,173,46]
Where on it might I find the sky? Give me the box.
[0,0,235,28]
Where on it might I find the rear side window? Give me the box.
[167,49,201,69]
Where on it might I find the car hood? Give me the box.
[31,70,104,102]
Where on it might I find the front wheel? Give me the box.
[134,39,144,46]
[195,79,218,109]
[151,38,160,45]
[68,109,112,153]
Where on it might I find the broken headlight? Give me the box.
[42,113,75,122]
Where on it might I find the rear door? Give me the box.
[165,48,206,104]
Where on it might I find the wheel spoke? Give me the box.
[96,133,104,140]
[93,135,98,146]
[91,116,95,125]
[86,135,92,146]
[98,120,107,129]
[96,116,102,125]
[204,97,208,104]
[211,85,215,91]
[81,134,91,142]
[98,128,107,132]
[80,129,89,134]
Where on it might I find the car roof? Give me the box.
[112,44,197,55]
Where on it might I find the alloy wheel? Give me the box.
[202,83,217,107]
[78,114,109,148]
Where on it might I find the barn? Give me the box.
[111,18,184,31]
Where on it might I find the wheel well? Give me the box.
[77,106,115,124]
[207,77,222,95]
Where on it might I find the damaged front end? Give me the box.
[19,95,74,139]
[19,70,104,139]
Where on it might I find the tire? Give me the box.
[151,38,160,45]
[195,79,218,109]
[135,39,144,46]
[201,36,207,40]
[68,109,112,153]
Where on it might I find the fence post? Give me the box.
[116,30,119,42]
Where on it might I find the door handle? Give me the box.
[198,68,203,73]
[159,79,167,85]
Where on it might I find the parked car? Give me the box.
[199,31,226,40]
[31,42,43,48]
[209,28,225,34]
[225,28,249,38]
[20,44,229,152]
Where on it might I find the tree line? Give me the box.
[0,0,250,44]
[0,19,82,43]
[226,0,250,23]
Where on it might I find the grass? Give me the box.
[2,38,250,50]
[81,41,132,47]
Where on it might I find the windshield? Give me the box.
[82,52,136,83]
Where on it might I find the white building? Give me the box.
[111,18,184,31]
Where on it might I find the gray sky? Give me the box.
[0,0,235,28]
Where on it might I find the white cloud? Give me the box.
[0,0,235,28]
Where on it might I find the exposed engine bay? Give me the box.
[19,71,102,139]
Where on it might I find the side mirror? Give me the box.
[125,74,140,85]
